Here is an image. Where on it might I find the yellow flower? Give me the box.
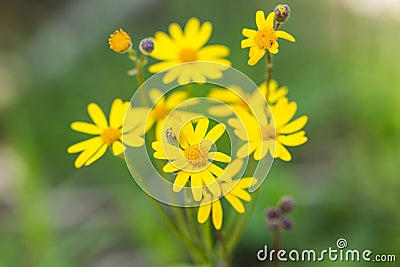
[146,88,198,139]
[109,28,132,53]
[197,160,258,230]
[241,11,296,66]
[229,98,308,161]
[149,17,231,84]
[207,80,288,116]
[68,98,145,168]
[152,118,231,201]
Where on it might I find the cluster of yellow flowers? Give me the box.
[67,6,307,231]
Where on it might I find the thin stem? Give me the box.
[272,228,281,267]
[265,51,272,101]
[217,230,231,267]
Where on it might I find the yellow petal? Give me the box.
[73,137,104,168]
[202,170,221,197]
[184,17,201,44]
[208,163,224,177]
[277,131,308,146]
[242,28,257,38]
[204,123,226,143]
[123,132,145,147]
[71,122,102,135]
[194,118,209,143]
[265,12,275,29]
[236,142,256,159]
[151,32,179,61]
[111,140,125,156]
[269,41,279,54]
[275,142,292,161]
[248,48,265,66]
[195,21,212,48]
[279,116,308,134]
[163,162,180,173]
[272,98,297,128]
[197,199,212,224]
[241,38,256,48]
[177,70,191,85]
[148,61,179,73]
[165,91,188,109]
[67,136,102,153]
[84,144,107,166]
[169,22,184,42]
[149,88,165,105]
[275,31,296,42]
[173,171,190,192]
[253,140,269,160]
[191,172,203,201]
[181,121,196,146]
[109,98,128,128]
[255,10,266,29]
[225,194,245,213]
[231,188,251,202]
[198,45,230,59]
[212,200,223,230]
[208,152,231,163]
[88,103,108,129]
[162,68,181,84]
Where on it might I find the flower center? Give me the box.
[101,127,121,145]
[184,144,209,167]
[261,125,276,140]
[255,28,277,50]
[179,48,198,62]
[152,104,170,120]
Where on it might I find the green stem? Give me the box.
[272,227,282,267]
[217,230,231,267]
[265,51,272,101]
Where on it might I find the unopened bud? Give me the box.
[279,196,295,213]
[274,4,290,24]
[139,38,155,55]
[282,218,293,230]
[165,128,179,147]
[266,208,279,219]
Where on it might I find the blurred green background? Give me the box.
[0,0,399,266]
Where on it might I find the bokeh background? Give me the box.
[0,0,399,266]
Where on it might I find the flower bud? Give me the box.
[165,127,179,147]
[282,218,293,230]
[274,4,290,24]
[139,38,155,55]
[279,196,295,213]
[266,208,279,219]
[109,28,132,53]
[267,219,280,230]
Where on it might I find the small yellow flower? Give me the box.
[197,160,258,230]
[241,11,296,66]
[229,98,308,161]
[207,80,288,117]
[149,17,231,84]
[109,28,132,53]
[152,118,231,201]
[68,98,145,168]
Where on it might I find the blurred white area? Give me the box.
[27,0,156,82]
[342,0,400,21]
[0,145,25,208]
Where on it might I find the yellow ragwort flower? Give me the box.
[197,160,258,230]
[241,11,295,66]
[207,80,288,117]
[152,118,231,201]
[149,17,231,84]
[109,28,132,53]
[229,98,308,161]
[68,98,145,168]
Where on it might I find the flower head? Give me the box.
[229,98,308,161]
[109,28,132,53]
[197,159,258,229]
[241,11,296,66]
[139,38,155,55]
[274,4,291,24]
[152,118,231,201]
[68,99,145,168]
[149,17,231,84]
